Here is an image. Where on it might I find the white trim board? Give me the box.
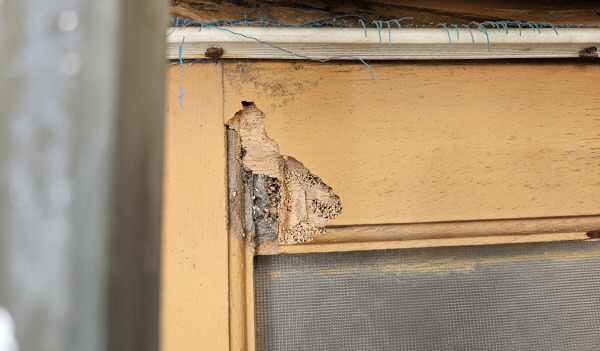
[167,27,600,60]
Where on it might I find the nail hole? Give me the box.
[586,230,600,239]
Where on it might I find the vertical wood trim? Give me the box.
[227,127,257,351]
[227,241,256,351]
[245,247,257,351]
[228,236,248,350]
[228,127,248,350]
[161,65,228,350]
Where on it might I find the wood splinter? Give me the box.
[227,102,342,244]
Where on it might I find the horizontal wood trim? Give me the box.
[256,215,600,254]
[167,27,600,60]
[319,215,600,243]
[257,232,596,255]
[322,215,600,242]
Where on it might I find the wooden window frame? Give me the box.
[161,30,600,349]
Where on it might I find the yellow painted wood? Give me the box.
[161,59,600,350]
[161,65,229,350]
[228,128,257,351]
[222,60,600,226]
[257,232,593,255]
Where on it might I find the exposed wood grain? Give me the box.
[256,232,594,255]
[161,65,228,350]
[172,0,600,26]
[222,60,600,226]
[256,214,600,253]
[321,215,600,242]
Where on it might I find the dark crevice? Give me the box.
[586,230,600,238]
[244,170,280,244]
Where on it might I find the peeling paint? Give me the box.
[227,102,341,244]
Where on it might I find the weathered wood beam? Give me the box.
[171,0,600,27]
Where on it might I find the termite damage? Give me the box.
[579,46,598,58]
[227,102,341,244]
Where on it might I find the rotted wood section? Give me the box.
[219,60,600,254]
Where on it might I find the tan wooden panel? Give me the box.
[161,65,229,350]
[222,60,600,226]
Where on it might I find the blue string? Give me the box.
[459,24,475,47]
[449,24,459,40]
[538,22,559,35]
[358,19,367,37]
[436,23,452,48]
[470,22,490,51]
[497,21,509,34]
[178,36,185,76]
[373,21,383,46]
[178,87,185,108]
[170,15,599,30]
[188,58,206,65]
[205,25,376,83]
[168,15,599,82]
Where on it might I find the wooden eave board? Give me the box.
[222,60,600,226]
[172,0,600,27]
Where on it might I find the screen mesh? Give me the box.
[255,241,600,350]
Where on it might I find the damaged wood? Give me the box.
[222,60,600,226]
[579,46,598,58]
[247,172,280,244]
[227,102,341,245]
[228,128,254,244]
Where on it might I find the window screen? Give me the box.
[255,241,600,350]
